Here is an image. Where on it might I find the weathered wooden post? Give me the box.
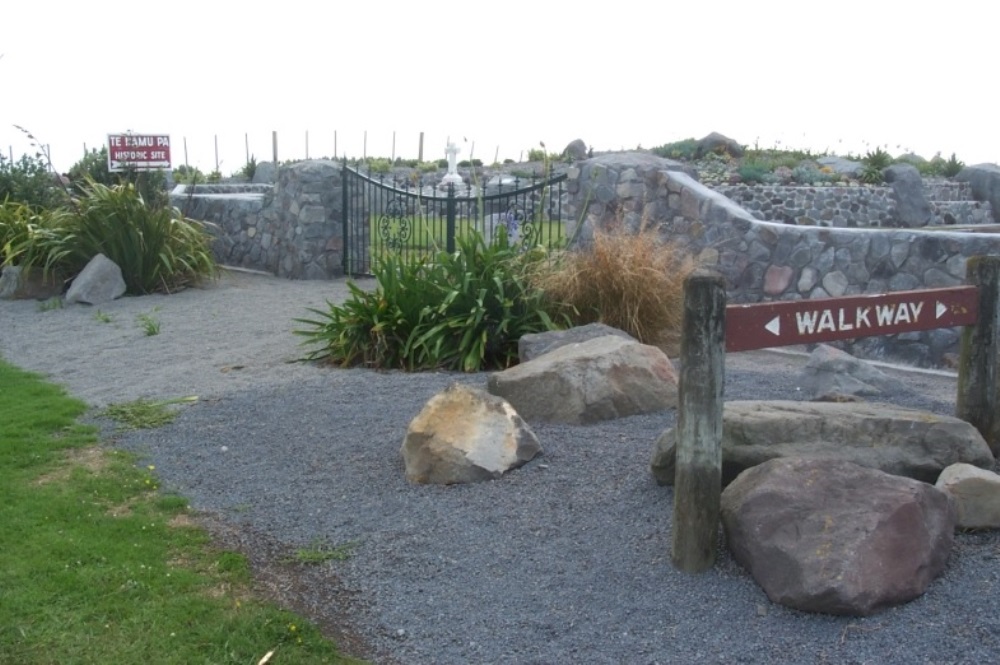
[957,255,1000,453]
[672,270,726,573]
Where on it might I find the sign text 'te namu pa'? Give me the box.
[725,286,979,352]
[106,133,171,172]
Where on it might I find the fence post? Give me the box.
[957,255,1000,454]
[341,161,350,276]
[672,270,726,573]
[446,184,457,254]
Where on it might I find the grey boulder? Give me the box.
[798,344,905,400]
[651,400,994,486]
[722,457,956,616]
[519,323,636,362]
[401,383,540,485]
[489,335,678,424]
[66,254,126,305]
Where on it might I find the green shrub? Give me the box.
[526,148,547,162]
[367,158,392,175]
[738,161,774,185]
[0,153,64,210]
[172,164,206,184]
[417,161,440,173]
[295,229,562,372]
[67,147,169,208]
[859,148,892,185]
[651,139,699,161]
[239,155,258,181]
[24,181,218,294]
[942,152,965,178]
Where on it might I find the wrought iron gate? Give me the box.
[341,165,568,276]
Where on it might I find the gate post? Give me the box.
[672,270,726,573]
[341,161,350,275]
[958,255,1000,454]
[446,183,457,254]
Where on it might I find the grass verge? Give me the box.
[0,358,361,664]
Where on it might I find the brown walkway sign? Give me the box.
[725,286,979,352]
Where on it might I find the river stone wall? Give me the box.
[171,160,345,279]
[713,182,992,228]
[565,152,1000,367]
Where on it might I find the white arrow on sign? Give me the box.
[936,301,947,319]
[765,315,781,337]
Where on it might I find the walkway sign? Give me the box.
[725,286,979,352]
[107,133,171,171]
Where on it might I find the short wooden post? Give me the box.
[672,271,726,573]
[957,255,1000,453]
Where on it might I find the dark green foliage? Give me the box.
[859,148,892,184]
[738,161,774,185]
[651,138,699,161]
[240,155,258,181]
[67,147,169,209]
[942,153,965,177]
[0,153,65,210]
[5,181,217,294]
[526,148,547,162]
[295,230,563,372]
[172,164,205,184]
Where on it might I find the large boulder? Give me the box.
[884,163,931,227]
[798,344,905,400]
[563,139,588,161]
[65,254,126,305]
[0,265,65,300]
[651,400,994,486]
[694,132,744,159]
[936,463,1000,529]
[955,163,1000,224]
[722,457,956,616]
[518,323,636,362]
[817,156,864,178]
[401,383,540,484]
[488,335,678,424]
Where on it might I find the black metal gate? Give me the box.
[341,164,568,276]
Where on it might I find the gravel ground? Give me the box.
[2,270,999,665]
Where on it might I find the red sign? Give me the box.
[725,286,979,352]
[107,133,171,171]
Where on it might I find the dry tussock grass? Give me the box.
[535,226,697,354]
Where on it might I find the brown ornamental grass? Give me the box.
[534,227,698,355]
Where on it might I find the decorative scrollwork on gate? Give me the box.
[501,204,531,246]
[377,198,411,252]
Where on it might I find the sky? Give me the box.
[2,1,997,175]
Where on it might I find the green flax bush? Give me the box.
[295,229,563,372]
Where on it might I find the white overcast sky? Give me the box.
[1,1,997,174]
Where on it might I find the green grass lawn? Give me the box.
[0,358,362,664]
[369,213,566,266]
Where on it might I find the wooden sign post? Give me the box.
[672,271,726,573]
[672,257,1000,573]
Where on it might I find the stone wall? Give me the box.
[713,182,992,228]
[171,160,345,279]
[174,153,999,367]
[565,153,1000,367]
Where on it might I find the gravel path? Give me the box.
[2,270,998,664]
